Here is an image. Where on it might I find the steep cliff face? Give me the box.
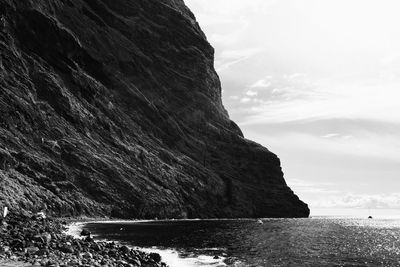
[0,0,309,218]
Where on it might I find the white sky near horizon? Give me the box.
[184,0,400,214]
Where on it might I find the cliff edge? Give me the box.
[0,0,309,218]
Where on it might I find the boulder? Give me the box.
[42,233,52,244]
[82,252,93,259]
[120,245,130,255]
[80,229,91,236]
[33,212,46,220]
[84,236,93,242]
[149,253,161,263]
[25,246,40,254]
[59,245,74,254]
[32,234,44,244]
[0,246,10,254]
[35,248,49,256]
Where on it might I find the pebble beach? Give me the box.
[0,213,166,267]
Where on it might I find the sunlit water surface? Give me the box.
[83,217,400,266]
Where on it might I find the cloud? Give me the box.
[287,179,338,194]
[246,129,400,163]
[321,133,340,138]
[215,48,263,72]
[240,75,400,125]
[186,0,278,18]
[315,193,400,209]
[216,56,251,72]
[246,90,258,97]
[188,0,400,126]
[240,97,251,103]
[321,133,354,140]
[185,0,273,74]
[250,79,272,88]
[186,0,400,212]
[288,178,400,210]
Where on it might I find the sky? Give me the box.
[184,0,400,215]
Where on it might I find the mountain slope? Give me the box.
[0,0,309,218]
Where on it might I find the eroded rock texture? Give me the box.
[0,0,309,218]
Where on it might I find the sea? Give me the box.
[71,211,400,267]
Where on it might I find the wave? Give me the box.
[65,220,228,267]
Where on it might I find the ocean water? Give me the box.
[82,217,400,267]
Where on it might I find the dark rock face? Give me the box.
[0,0,309,218]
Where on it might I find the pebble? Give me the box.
[0,213,167,267]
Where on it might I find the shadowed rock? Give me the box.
[0,0,309,218]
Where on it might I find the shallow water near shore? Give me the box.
[80,217,400,266]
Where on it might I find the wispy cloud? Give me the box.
[246,129,400,163]
[216,48,262,72]
[287,179,338,194]
[240,97,251,103]
[250,79,272,88]
[246,90,258,97]
[240,75,400,125]
[321,133,340,139]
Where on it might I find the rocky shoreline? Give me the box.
[0,212,166,267]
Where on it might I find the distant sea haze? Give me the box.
[311,208,400,219]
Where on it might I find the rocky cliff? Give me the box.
[0,0,309,218]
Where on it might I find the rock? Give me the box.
[50,233,59,241]
[120,245,130,255]
[74,241,82,252]
[33,212,46,220]
[117,260,128,265]
[10,238,25,250]
[91,243,101,252]
[33,233,52,244]
[3,207,8,218]
[42,259,55,266]
[35,248,49,256]
[33,235,44,244]
[31,260,41,266]
[25,246,40,254]
[0,246,10,254]
[129,258,141,266]
[42,233,52,243]
[108,249,117,257]
[84,236,93,242]
[82,252,93,259]
[80,229,91,236]
[0,0,308,219]
[59,246,74,254]
[148,253,161,263]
